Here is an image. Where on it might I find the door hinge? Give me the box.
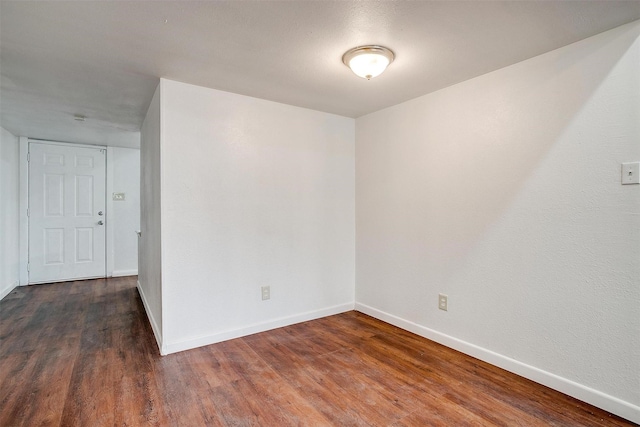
[27,152,30,162]
[27,208,30,217]
[27,263,30,272]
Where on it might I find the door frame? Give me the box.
[18,138,116,285]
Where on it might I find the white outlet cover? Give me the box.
[622,162,640,185]
[438,293,448,311]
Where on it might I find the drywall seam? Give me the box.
[355,302,640,424]
[163,302,355,355]
[137,280,163,355]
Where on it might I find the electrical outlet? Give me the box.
[438,293,448,311]
[261,286,270,301]
[622,162,640,185]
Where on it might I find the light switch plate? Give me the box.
[113,192,126,201]
[622,162,640,185]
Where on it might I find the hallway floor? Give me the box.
[0,276,634,426]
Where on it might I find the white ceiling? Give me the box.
[1,1,639,149]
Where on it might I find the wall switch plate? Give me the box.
[622,162,640,185]
[113,192,126,201]
[261,286,270,301]
[438,293,448,311]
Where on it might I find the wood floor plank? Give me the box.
[0,352,39,426]
[0,277,636,426]
[215,339,331,426]
[152,353,222,426]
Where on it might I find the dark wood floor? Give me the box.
[0,277,635,426]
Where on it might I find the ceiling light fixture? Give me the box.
[342,45,394,80]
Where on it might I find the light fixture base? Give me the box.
[342,45,395,80]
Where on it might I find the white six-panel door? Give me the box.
[28,143,106,284]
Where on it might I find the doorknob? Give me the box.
[97,220,104,226]
[98,211,103,216]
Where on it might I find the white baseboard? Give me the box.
[112,269,138,277]
[162,302,355,356]
[355,302,640,425]
[136,280,163,354]
[0,281,19,301]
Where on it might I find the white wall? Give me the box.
[356,21,640,423]
[108,147,140,276]
[139,84,163,348]
[159,79,355,354]
[0,127,20,299]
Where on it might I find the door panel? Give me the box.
[75,227,94,262]
[75,175,94,216]
[44,174,64,216]
[44,228,65,264]
[29,143,106,284]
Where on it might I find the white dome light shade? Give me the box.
[342,45,394,80]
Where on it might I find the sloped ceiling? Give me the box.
[1,1,639,148]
